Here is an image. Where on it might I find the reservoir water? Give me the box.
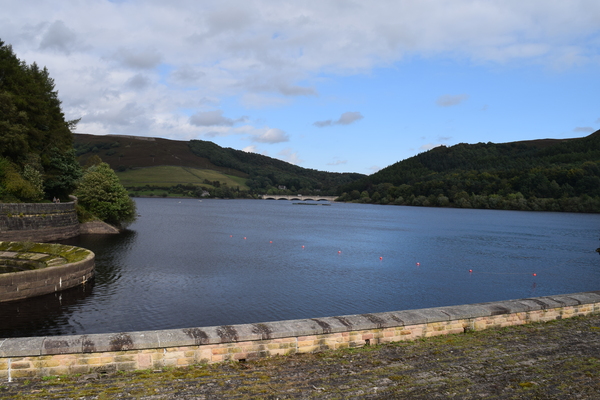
[1,198,599,338]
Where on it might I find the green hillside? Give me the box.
[74,134,364,198]
[339,130,600,213]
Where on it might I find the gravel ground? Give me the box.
[1,313,599,399]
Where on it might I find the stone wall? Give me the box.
[0,243,95,303]
[0,202,80,242]
[1,291,598,380]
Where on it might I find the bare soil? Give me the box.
[2,313,599,399]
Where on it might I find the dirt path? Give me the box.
[2,314,599,399]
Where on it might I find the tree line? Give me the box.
[338,132,600,213]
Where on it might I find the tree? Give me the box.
[43,148,82,200]
[75,163,136,228]
[0,39,81,201]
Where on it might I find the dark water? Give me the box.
[2,198,599,338]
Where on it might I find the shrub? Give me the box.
[75,163,136,228]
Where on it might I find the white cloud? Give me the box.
[436,94,469,107]
[39,20,81,54]
[189,110,247,127]
[573,126,594,133]
[243,145,269,155]
[1,0,599,153]
[252,128,289,143]
[327,159,348,166]
[314,111,364,127]
[420,143,444,151]
[112,47,163,70]
[125,74,151,91]
[277,148,302,165]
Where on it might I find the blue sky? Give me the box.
[1,0,598,174]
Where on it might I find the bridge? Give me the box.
[261,194,338,202]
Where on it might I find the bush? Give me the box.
[75,163,136,228]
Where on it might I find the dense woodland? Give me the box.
[339,132,600,213]
[0,40,81,202]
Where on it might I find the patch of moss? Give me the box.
[0,241,92,263]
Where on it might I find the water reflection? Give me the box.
[0,280,94,338]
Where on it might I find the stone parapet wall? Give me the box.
[0,202,80,242]
[1,291,598,380]
[0,243,95,303]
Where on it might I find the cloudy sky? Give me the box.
[1,0,599,174]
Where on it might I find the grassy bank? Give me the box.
[116,166,249,189]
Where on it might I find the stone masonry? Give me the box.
[1,291,598,380]
[0,202,80,242]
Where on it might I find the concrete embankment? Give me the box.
[1,290,598,380]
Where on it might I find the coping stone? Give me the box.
[565,291,600,305]
[42,337,82,355]
[0,337,46,357]
[518,297,567,311]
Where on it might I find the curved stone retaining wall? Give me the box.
[0,242,95,303]
[0,202,80,242]
[1,291,598,380]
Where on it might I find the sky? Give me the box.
[1,0,599,175]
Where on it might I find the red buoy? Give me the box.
[469,269,473,273]
[244,237,247,240]
[416,262,420,266]
[338,250,342,254]
[533,273,537,277]
[379,256,383,260]
[269,241,272,243]
[302,245,305,248]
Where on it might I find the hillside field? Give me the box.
[116,166,249,189]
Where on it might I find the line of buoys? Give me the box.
[468,269,539,276]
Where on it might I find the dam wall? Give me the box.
[0,202,80,242]
[1,291,598,380]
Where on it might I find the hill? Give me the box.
[74,134,364,198]
[339,130,600,213]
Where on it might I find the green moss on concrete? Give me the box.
[0,242,92,263]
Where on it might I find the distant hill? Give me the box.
[339,130,600,213]
[74,134,364,197]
